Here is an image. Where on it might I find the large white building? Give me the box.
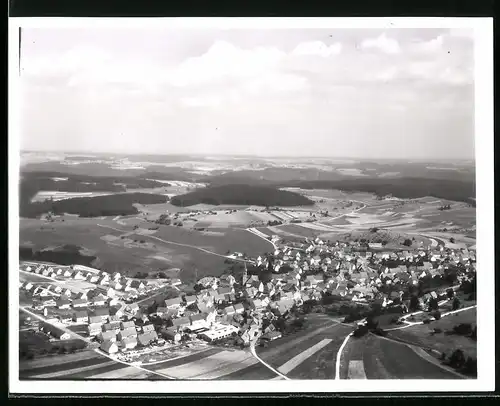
[198,323,239,342]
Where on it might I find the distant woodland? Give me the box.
[280,178,476,205]
[20,192,169,218]
[170,184,315,207]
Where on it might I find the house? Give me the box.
[248,298,264,310]
[100,340,119,354]
[42,298,57,308]
[57,297,72,309]
[23,282,34,291]
[63,269,73,278]
[92,308,110,321]
[97,275,109,286]
[189,314,208,329]
[40,322,71,340]
[73,270,86,280]
[127,303,140,315]
[183,295,197,306]
[165,297,183,309]
[71,298,88,309]
[224,305,236,316]
[117,327,137,341]
[92,294,108,307]
[87,323,103,336]
[120,320,136,330]
[171,278,182,286]
[171,317,191,330]
[98,330,117,343]
[162,328,181,342]
[111,272,122,281]
[59,313,73,323]
[102,322,121,334]
[120,336,138,350]
[137,331,158,346]
[130,280,145,290]
[233,303,245,314]
[73,310,88,323]
[142,324,155,334]
[111,281,124,291]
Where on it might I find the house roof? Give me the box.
[100,330,116,340]
[74,310,88,318]
[120,327,137,338]
[100,340,117,352]
[165,297,183,306]
[93,308,109,316]
[172,317,190,327]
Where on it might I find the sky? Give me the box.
[18,26,475,159]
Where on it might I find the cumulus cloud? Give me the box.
[169,40,286,87]
[412,35,444,53]
[291,41,342,57]
[361,33,400,54]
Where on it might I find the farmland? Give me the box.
[387,308,477,360]
[339,333,461,379]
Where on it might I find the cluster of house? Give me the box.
[247,237,476,309]
[20,233,477,354]
[19,262,178,311]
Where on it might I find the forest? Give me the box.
[170,184,315,207]
[20,192,169,218]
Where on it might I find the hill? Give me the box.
[170,184,315,207]
[20,192,169,218]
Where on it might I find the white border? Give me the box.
[9,17,494,394]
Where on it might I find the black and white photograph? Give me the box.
[8,17,494,394]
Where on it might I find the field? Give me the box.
[255,314,354,379]
[19,215,271,281]
[339,333,461,379]
[388,308,477,360]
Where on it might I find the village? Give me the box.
[18,231,477,364]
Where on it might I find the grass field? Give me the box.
[20,217,270,280]
[388,308,477,360]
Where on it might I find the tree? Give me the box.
[403,239,412,247]
[449,237,455,244]
[446,288,455,299]
[428,297,439,311]
[409,295,420,311]
[431,310,441,320]
[448,349,466,369]
[452,297,461,310]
